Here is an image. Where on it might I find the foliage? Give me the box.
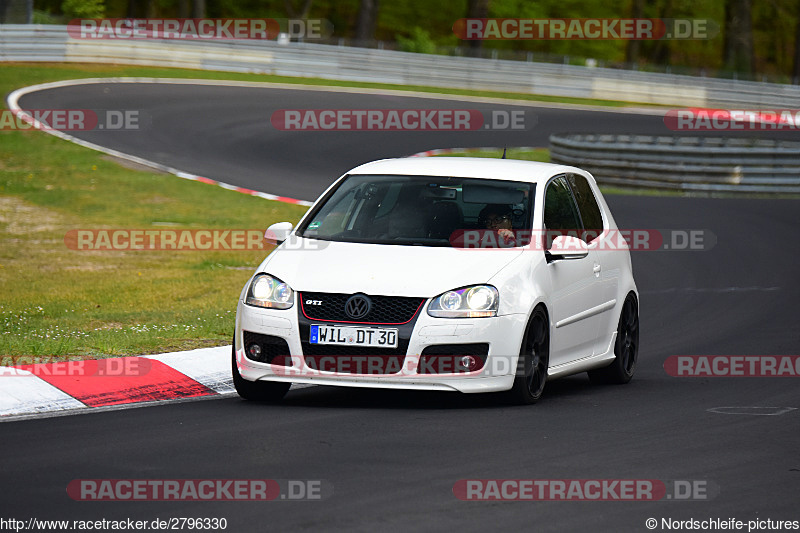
[61,0,105,18]
[31,9,61,24]
[397,27,436,54]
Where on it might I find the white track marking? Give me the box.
[707,406,796,416]
[0,368,86,417]
[147,346,234,394]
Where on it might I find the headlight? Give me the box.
[428,285,498,318]
[245,273,294,309]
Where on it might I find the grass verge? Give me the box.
[1,64,312,359]
[429,147,551,162]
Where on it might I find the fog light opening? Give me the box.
[460,355,477,371]
[248,344,262,359]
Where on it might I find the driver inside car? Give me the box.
[478,204,516,246]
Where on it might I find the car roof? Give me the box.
[346,157,589,184]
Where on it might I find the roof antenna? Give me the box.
[501,146,507,159]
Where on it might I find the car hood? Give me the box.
[260,238,524,297]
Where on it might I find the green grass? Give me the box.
[430,147,551,162]
[0,64,313,360]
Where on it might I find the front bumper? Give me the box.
[234,299,526,394]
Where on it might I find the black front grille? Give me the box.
[300,292,425,324]
[297,292,423,373]
[242,331,293,366]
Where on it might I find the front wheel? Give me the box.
[588,293,639,385]
[232,339,290,402]
[510,307,550,405]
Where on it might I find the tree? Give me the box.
[126,0,140,17]
[625,0,644,65]
[466,0,489,53]
[284,0,312,19]
[647,0,673,67]
[723,0,755,75]
[192,0,205,18]
[793,10,800,83]
[355,0,379,43]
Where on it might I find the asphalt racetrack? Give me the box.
[3,82,799,532]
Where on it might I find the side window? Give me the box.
[544,176,582,248]
[566,174,604,243]
[544,176,581,231]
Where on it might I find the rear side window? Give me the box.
[566,174,604,243]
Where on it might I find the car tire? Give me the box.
[232,338,291,402]
[510,306,550,405]
[588,293,639,385]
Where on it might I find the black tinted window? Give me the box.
[297,174,535,247]
[566,174,604,243]
[544,176,581,232]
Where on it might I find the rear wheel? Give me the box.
[510,307,550,405]
[588,293,639,385]
[232,338,290,402]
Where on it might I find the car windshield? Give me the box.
[297,174,536,247]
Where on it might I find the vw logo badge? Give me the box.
[345,294,371,320]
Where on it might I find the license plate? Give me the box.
[310,325,398,348]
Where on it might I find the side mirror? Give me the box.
[265,222,294,245]
[546,235,588,262]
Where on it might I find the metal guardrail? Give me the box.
[549,133,800,193]
[4,25,800,108]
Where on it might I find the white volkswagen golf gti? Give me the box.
[233,157,639,404]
